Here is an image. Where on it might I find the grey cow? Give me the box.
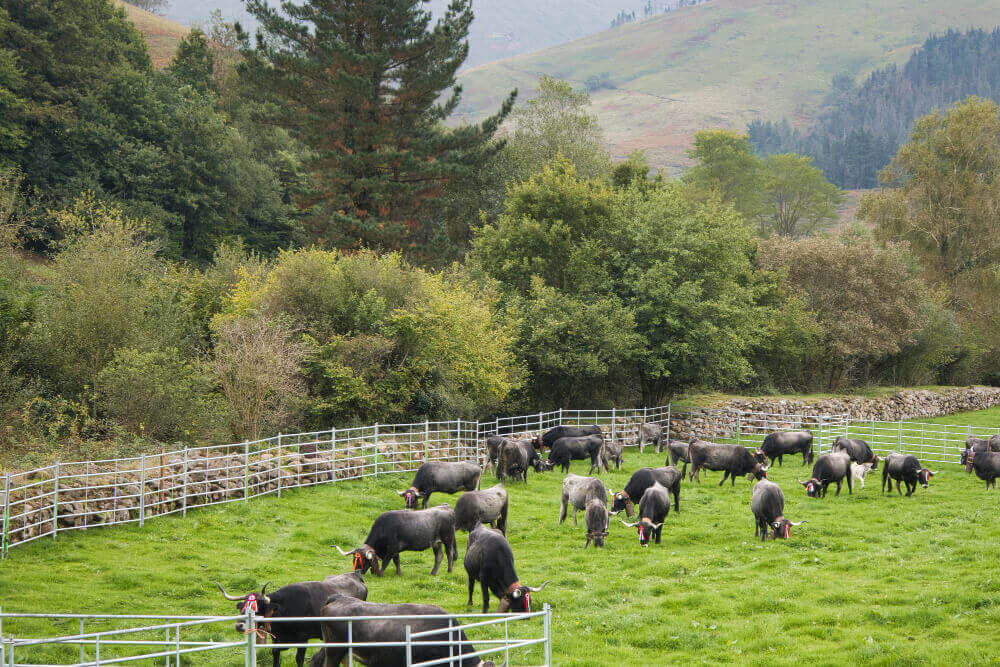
[760,430,814,466]
[559,473,609,526]
[455,485,509,534]
[637,423,665,453]
[750,478,804,541]
[398,461,481,509]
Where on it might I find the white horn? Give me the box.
[526,580,550,592]
[334,545,355,556]
[619,519,638,528]
[215,582,249,601]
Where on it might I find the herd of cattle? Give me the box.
[214,424,1000,667]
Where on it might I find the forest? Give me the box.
[749,28,1000,188]
[2,0,1000,466]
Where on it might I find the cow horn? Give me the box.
[797,479,807,486]
[526,580,550,592]
[652,522,663,529]
[215,582,249,601]
[930,470,939,475]
[619,519,638,528]
[334,545,356,556]
[789,520,806,526]
[396,489,407,496]
[260,582,270,596]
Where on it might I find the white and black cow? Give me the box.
[559,473,608,526]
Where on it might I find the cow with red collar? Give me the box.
[463,522,550,613]
[799,451,852,497]
[882,452,937,496]
[750,478,804,541]
[215,572,366,667]
[397,460,481,509]
[619,482,669,546]
[610,466,682,517]
[334,504,457,577]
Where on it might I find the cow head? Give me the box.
[216,582,275,636]
[610,491,633,517]
[620,517,661,547]
[497,581,550,612]
[965,449,976,473]
[870,454,879,471]
[585,529,609,548]
[799,478,821,498]
[335,545,378,573]
[769,516,805,540]
[747,462,768,481]
[533,433,544,451]
[397,486,421,509]
[960,447,971,466]
[532,458,553,472]
[753,449,768,465]
[918,468,937,488]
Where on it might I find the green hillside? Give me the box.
[452,0,1000,172]
[115,0,188,68]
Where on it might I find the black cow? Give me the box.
[637,423,665,453]
[831,436,879,469]
[750,478,804,541]
[882,452,936,496]
[619,482,669,546]
[688,441,768,485]
[559,473,608,526]
[216,572,367,667]
[464,522,550,613]
[398,461,481,509]
[799,451,852,497]
[967,449,1000,489]
[335,505,457,576]
[611,466,682,516]
[548,435,606,474]
[761,430,814,466]
[584,497,609,548]
[455,485,509,534]
[666,438,692,477]
[961,436,1000,473]
[313,594,499,667]
[535,424,602,451]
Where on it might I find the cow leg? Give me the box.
[835,480,841,496]
[295,647,306,667]
[896,479,902,496]
[573,507,579,526]
[480,576,491,613]
[718,471,729,487]
[272,648,282,667]
[559,495,568,524]
[731,471,736,486]
[673,487,680,513]
[655,526,662,544]
[421,494,429,509]
[681,461,688,479]
[393,553,402,575]
[323,647,347,667]
[467,575,476,606]
[431,544,443,575]
[847,473,853,495]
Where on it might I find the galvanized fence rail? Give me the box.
[1,405,994,558]
[0,606,551,666]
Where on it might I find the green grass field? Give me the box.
[3,418,1000,665]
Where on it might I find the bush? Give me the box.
[96,347,227,442]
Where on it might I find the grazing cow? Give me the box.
[831,436,879,469]
[850,462,873,489]
[535,424,602,451]
[398,461,481,509]
[637,422,665,453]
[455,485,509,534]
[313,594,499,667]
[799,451,852,497]
[967,449,1000,489]
[882,452,936,496]
[464,523,550,613]
[601,438,624,471]
[666,438,692,478]
[334,505,457,576]
[688,441,768,485]
[611,466,682,516]
[560,473,609,526]
[485,435,507,473]
[216,572,367,667]
[760,430,814,466]
[584,497,610,548]
[961,436,1000,473]
[498,439,530,484]
[548,434,606,475]
[619,482,670,546]
[749,479,804,541]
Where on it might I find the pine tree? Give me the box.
[239,0,515,251]
[167,28,215,95]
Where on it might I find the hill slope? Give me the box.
[116,0,188,67]
[452,0,1000,172]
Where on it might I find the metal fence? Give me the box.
[2,405,995,558]
[0,605,551,666]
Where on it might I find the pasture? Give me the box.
[1,429,999,664]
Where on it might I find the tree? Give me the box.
[759,153,843,237]
[239,0,515,251]
[683,130,765,222]
[167,28,215,95]
[123,0,170,14]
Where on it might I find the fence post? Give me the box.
[139,454,146,527]
[898,420,903,451]
[52,461,59,539]
[277,433,283,498]
[666,404,672,438]
[559,407,563,426]
[538,411,543,434]
[424,420,430,461]
[374,423,380,477]
[544,603,552,666]
[181,447,188,518]
[404,624,412,666]
[244,441,250,502]
[331,427,337,480]
[611,407,616,444]
[245,608,256,667]
[2,474,9,558]
[818,418,824,454]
